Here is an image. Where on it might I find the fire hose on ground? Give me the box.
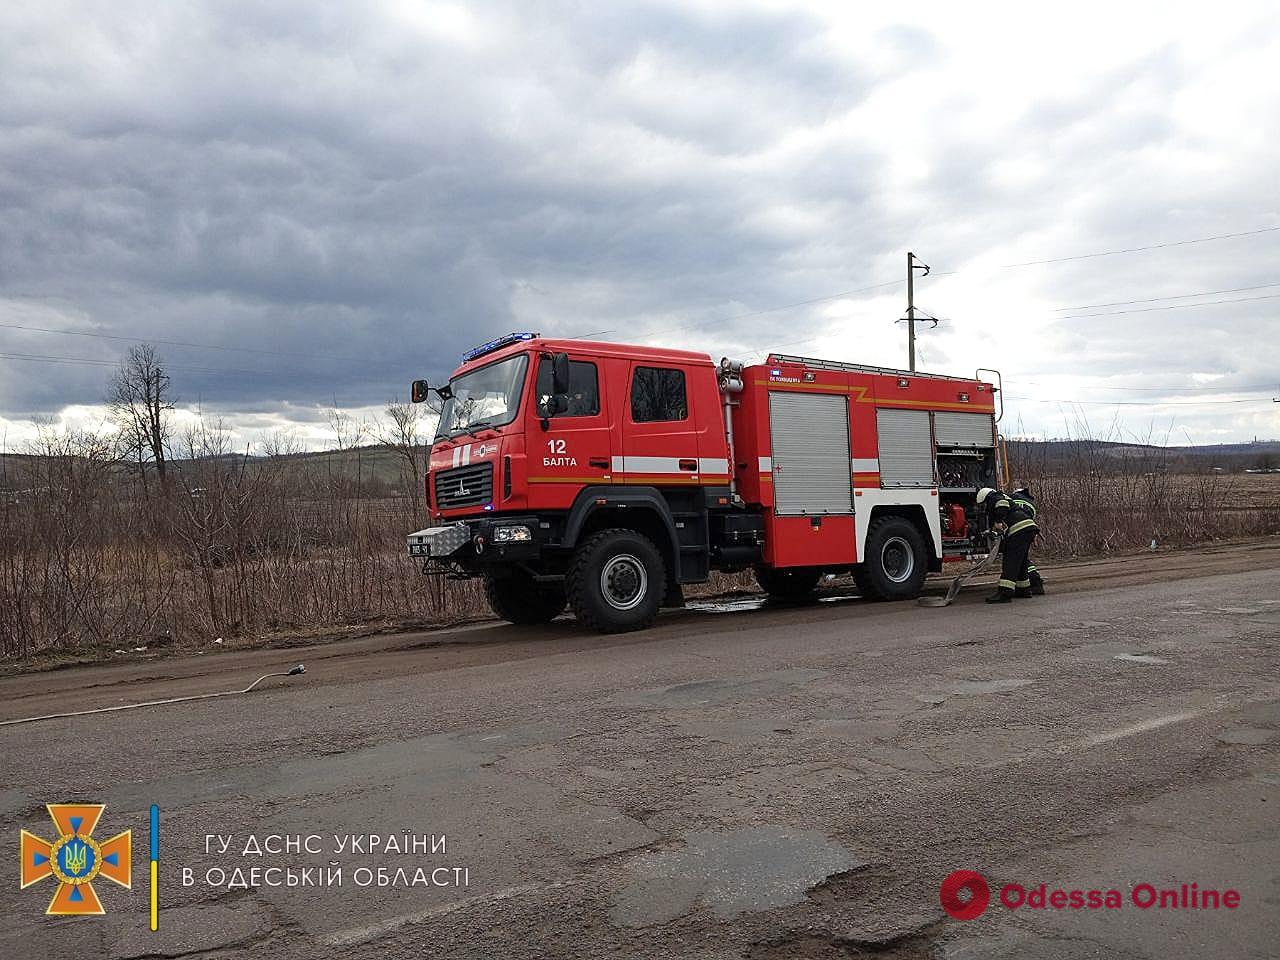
[0,664,307,728]
[917,533,1003,607]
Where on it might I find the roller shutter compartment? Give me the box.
[934,411,996,447]
[876,408,934,488]
[768,392,853,515]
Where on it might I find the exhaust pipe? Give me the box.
[718,358,745,501]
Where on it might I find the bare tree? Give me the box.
[375,398,433,509]
[108,344,174,486]
[324,405,370,499]
[327,405,365,453]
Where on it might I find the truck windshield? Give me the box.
[435,354,529,439]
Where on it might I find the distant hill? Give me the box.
[1005,438,1280,457]
[5,436,1279,493]
[0,443,418,493]
[1166,441,1280,457]
[1005,437,1280,473]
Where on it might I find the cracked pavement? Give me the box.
[3,547,1279,959]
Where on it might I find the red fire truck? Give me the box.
[408,332,1003,632]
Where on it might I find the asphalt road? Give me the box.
[3,547,1279,959]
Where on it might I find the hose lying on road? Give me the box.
[0,664,307,728]
[918,534,1003,607]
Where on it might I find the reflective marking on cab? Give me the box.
[608,456,730,475]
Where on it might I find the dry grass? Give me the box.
[0,423,489,661]
[3,423,1278,662]
[1010,440,1280,557]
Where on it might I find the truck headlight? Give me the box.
[493,524,532,543]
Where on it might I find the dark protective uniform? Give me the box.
[985,490,1039,603]
[1011,487,1045,595]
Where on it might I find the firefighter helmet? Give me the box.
[975,487,996,505]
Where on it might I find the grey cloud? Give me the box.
[1,2,1277,441]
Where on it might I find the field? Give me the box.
[2,432,1278,663]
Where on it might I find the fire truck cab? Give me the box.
[408,332,1001,633]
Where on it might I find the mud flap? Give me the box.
[662,582,686,608]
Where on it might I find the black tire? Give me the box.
[567,528,666,633]
[854,516,929,600]
[482,569,566,625]
[754,565,821,602]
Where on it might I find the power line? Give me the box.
[576,223,1280,345]
[1005,394,1272,407]
[1053,281,1280,311]
[7,220,1276,371]
[740,327,1273,399]
[1014,379,1276,394]
[720,225,1280,345]
[1056,292,1280,320]
[567,278,906,341]
[1001,224,1280,268]
[0,321,358,363]
[0,351,269,377]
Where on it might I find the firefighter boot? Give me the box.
[1014,587,1034,599]
[1028,566,1045,595]
[985,588,1014,604]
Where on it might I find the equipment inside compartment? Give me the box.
[937,444,1000,552]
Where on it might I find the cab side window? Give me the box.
[630,367,687,422]
[536,357,600,417]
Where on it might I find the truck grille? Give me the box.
[433,463,493,510]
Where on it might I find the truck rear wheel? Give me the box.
[567,528,666,633]
[854,516,928,600]
[754,565,821,602]
[482,570,566,625]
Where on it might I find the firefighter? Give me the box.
[975,487,1039,603]
[1011,485,1045,595]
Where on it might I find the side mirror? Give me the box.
[536,393,569,419]
[551,353,571,395]
[410,379,430,404]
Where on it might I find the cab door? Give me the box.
[620,362,701,486]
[525,353,612,509]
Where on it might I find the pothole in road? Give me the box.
[609,827,864,927]
[915,678,1034,704]
[619,669,827,708]
[747,920,939,960]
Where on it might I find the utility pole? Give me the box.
[905,251,930,372]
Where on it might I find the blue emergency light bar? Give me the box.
[460,332,540,364]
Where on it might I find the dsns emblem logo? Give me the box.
[21,804,131,915]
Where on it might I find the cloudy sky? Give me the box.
[2,0,1278,450]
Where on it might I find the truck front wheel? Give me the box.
[854,516,928,600]
[483,570,566,625]
[567,528,666,633]
[754,565,821,602]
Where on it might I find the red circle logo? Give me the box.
[940,869,990,920]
